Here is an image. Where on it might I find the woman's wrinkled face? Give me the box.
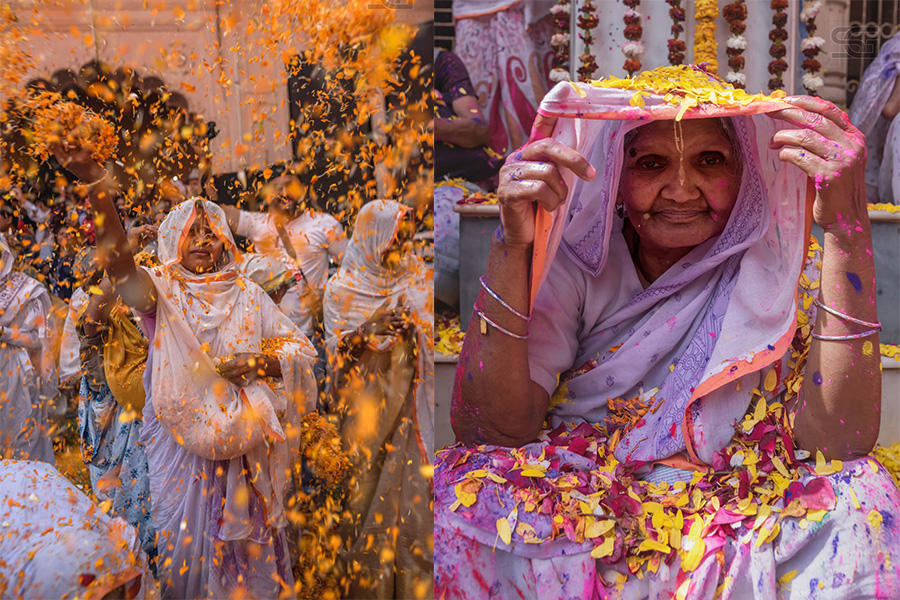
[179,209,224,273]
[618,119,742,252]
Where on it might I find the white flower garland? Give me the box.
[622,40,646,59]
[801,36,825,51]
[725,71,747,86]
[726,34,747,50]
[800,0,824,94]
[799,0,822,22]
[802,73,824,91]
[551,33,571,47]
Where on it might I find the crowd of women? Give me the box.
[0,134,434,597]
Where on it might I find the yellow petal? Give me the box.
[638,539,671,554]
[585,520,615,539]
[807,509,828,522]
[520,469,546,478]
[754,398,767,421]
[771,455,791,479]
[777,570,799,587]
[590,533,615,558]
[496,518,511,545]
[764,369,778,392]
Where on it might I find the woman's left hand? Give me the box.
[217,352,271,386]
[769,96,867,229]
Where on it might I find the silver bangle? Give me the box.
[814,299,881,330]
[479,276,531,321]
[810,329,879,341]
[473,305,528,340]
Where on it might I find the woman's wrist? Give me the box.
[72,162,107,184]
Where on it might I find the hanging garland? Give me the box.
[693,0,719,73]
[622,0,644,76]
[577,0,599,81]
[768,0,789,91]
[666,0,686,65]
[800,0,825,94]
[723,0,747,89]
[549,0,571,83]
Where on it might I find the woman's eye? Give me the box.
[700,153,725,166]
[637,158,663,169]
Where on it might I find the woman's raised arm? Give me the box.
[451,127,596,447]
[770,96,881,460]
[52,142,157,314]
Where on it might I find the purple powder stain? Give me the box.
[812,371,823,385]
[845,271,863,293]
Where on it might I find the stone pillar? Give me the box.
[817,0,850,108]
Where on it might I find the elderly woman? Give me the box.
[52,142,318,599]
[436,67,900,598]
[324,200,434,599]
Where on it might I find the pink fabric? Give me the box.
[454,3,555,155]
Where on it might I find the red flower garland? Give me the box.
[800,0,824,95]
[723,0,747,89]
[550,0,571,79]
[666,0,686,65]
[768,0,789,91]
[577,0,599,81]
[623,0,643,75]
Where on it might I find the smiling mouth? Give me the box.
[657,210,706,222]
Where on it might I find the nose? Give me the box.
[660,164,701,204]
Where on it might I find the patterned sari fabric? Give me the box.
[454,0,556,155]
[434,67,900,598]
[77,377,157,565]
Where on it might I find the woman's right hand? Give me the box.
[497,116,596,248]
[50,138,105,183]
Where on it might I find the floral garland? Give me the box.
[693,0,719,73]
[723,0,748,89]
[622,0,644,76]
[550,0,571,83]
[800,0,825,94]
[666,0,686,65]
[577,0,599,81]
[768,0,789,91]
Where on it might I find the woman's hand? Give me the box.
[497,115,596,248]
[361,299,412,339]
[769,96,868,229]
[50,138,106,184]
[217,352,279,386]
[127,225,158,253]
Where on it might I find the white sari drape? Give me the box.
[0,240,57,464]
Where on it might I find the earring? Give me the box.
[615,203,625,219]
